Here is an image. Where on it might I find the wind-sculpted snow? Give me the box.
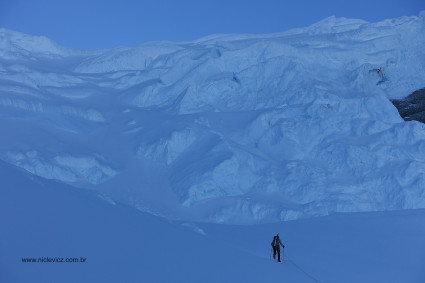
[0,28,85,59]
[1,12,425,223]
[0,151,116,185]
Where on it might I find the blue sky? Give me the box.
[0,0,424,50]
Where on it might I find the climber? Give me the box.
[271,233,285,262]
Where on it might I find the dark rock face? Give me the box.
[391,88,425,124]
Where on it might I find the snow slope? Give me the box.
[2,161,424,283]
[1,12,425,223]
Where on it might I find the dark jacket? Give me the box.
[271,235,285,248]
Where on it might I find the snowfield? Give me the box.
[1,161,424,283]
[1,13,425,225]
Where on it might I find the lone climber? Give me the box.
[271,233,285,262]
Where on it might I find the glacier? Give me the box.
[1,12,425,223]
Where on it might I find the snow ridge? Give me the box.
[1,12,425,223]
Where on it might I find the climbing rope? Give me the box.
[284,254,323,283]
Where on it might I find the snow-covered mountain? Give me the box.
[1,12,425,223]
